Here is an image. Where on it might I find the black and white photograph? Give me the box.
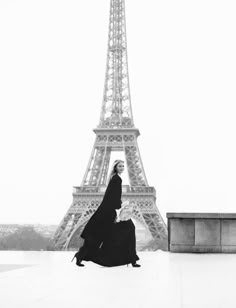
[0,0,236,307]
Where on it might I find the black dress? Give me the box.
[76,173,139,266]
[77,173,122,261]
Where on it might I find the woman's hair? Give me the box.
[107,159,124,183]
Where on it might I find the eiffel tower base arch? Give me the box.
[53,186,168,251]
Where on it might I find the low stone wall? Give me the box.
[167,213,236,253]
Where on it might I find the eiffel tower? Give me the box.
[53,0,167,251]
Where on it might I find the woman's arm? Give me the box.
[101,174,122,210]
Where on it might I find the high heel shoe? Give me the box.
[131,262,141,267]
[127,262,141,267]
[71,253,84,267]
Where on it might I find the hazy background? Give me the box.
[0,0,236,225]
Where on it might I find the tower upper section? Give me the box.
[98,0,134,129]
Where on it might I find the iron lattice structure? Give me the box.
[53,0,167,251]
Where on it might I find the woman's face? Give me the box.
[116,162,124,174]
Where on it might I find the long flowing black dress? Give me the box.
[76,173,139,266]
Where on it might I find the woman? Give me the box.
[71,159,124,266]
[91,201,140,267]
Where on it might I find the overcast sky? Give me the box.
[0,0,236,225]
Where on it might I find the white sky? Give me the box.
[0,0,236,225]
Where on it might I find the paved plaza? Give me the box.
[0,251,236,308]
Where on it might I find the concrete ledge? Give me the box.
[167,213,236,253]
[167,213,236,219]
